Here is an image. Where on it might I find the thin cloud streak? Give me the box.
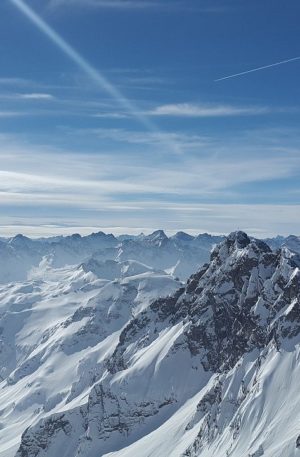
[0,77,32,86]
[0,111,27,117]
[73,127,211,151]
[19,93,54,100]
[148,102,269,117]
[215,56,300,82]
[92,112,129,119]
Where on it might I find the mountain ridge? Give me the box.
[1,229,299,286]
[2,231,298,457]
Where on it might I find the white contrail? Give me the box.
[215,56,300,82]
[10,0,156,134]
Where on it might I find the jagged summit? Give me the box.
[144,229,168,244]
[226,230,271,253]
[172,231,195,242]
[8,233,32,244]
[210,230,272,269]
[88,231,117,240]
[68,233,82,240]
[110,231,291,375]
[227,229,250,247]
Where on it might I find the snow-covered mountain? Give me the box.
[0,231,300,457]
[0,231,224,284]
[1,230,299,286]
[0,257,180,457]
[265,234,300,255]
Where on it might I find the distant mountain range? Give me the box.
[0,230,299,285]
[0,230,224,284]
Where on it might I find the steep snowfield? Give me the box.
[0,259,180,457]
[102,344,300,457]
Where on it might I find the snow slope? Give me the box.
[5,231,300,457]
[0,259,180,457]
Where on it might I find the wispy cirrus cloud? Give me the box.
[0,111,26,118]
[86,101,273,122]
[0,130,299,237]
[92,112,129,119]
[18,93,55,100]
[1,129,299,199]
[0,77,32,86]
[0,92,54,101]
[70,127,211,152]
[148,102,270,117]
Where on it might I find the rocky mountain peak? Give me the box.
[110,232,299,375]
[227,230,250,248]
[9,234,32,245]
[172,231,194,242]
[143,230,169,246]
[211,230,271,265]
[147,229,168,240]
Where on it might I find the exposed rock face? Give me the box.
[109,231,299,375]
[17,414,73,457]
[11,232,300,457]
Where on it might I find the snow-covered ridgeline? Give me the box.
[1,231,298,457]
[0,231,225,284]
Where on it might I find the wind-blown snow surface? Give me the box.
[0,231,300,457]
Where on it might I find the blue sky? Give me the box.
[0,0,300,237]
